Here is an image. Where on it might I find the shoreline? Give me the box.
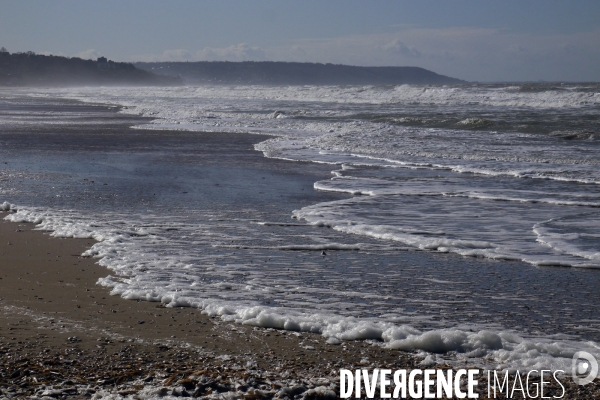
[1,216,598,398]
[0,215,419,398]
[1,92,599,398]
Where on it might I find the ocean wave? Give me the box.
[23,83,600,113]
[456,118,493,127]
[5,85,600,372]
[4,203,599,372]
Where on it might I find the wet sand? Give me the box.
[1,96,599,398]
[0,215,419,398]
[2,217,599,399]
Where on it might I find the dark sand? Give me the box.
[1,216,598,399]
[0,215,419,398]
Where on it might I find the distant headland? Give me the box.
[0,47,466,87]
[0,49,180,87]
[136,61,466,85]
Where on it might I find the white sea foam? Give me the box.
[4,84,600,371]
[4,204,600,373]
[26,84,600,109]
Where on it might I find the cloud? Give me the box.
[132,44,267,63]
[162,49,193,61]
[196,43,267,61]
[382,39,421,58]
[265,26,600,81]
[132,49,193,62]
[74,49,103,60]
[128,28,600,81]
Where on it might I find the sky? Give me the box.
[1,0,600,82]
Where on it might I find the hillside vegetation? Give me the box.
[0,50,180,86]
[136,61,466,85]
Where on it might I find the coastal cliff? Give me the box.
[136,61,466,85]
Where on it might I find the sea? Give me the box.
[1,83,599,372]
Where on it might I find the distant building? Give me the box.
[97,57,109,70]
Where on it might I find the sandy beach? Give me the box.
[0,215,420,398]
[1,93,599,399]
[2,1,600,398]
[2,218,598,399]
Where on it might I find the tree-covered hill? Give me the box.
[0,49,180,86]
[136,61,466,85]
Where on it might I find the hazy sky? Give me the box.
[2,0,599,82]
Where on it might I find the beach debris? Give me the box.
[0,330,595,400]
